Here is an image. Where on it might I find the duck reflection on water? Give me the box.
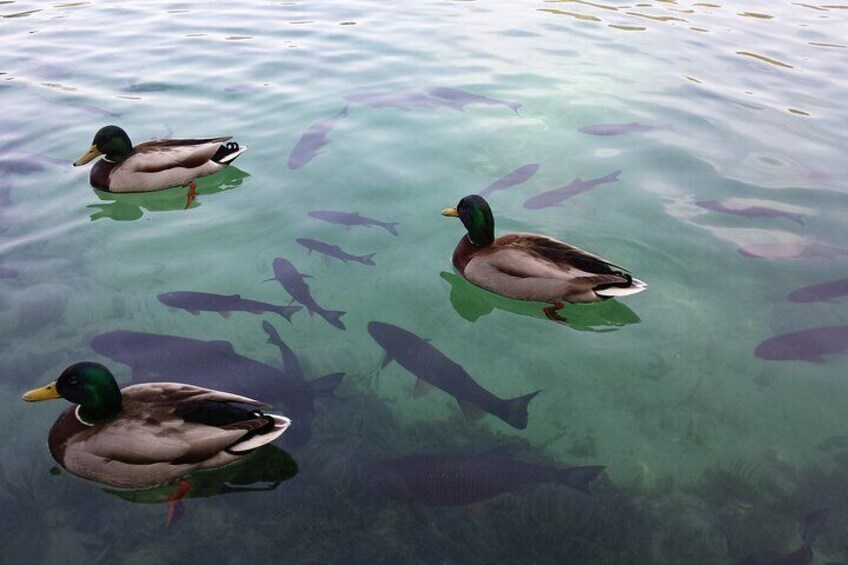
[102,445,297,526]
[87,166,249,221]
[441,271,640,331]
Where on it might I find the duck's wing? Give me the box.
[503,233,629,275]
[68,383,271,466]
[127,137,232,173]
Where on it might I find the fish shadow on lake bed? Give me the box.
[87,166,249,221]
[440,271,640,331]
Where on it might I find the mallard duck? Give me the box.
[73,125,248,194]
[22,362,290,489]
[441,194,646,322]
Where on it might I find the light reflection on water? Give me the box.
[1,0,847,562]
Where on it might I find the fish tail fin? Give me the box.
[503,390,542,429]
[360,253,376,266]
[604,170,622,182]
[323,309,346,330]
[559,465,605,494]
[791,213,806,225]
[276,304,302,323]
[309,372,345,397]
[381,222,399,236]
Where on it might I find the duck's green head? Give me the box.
[73,125,133,166]
[441,194,495,247]
[22,362,122,425]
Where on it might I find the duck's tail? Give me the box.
[228,414,291,453]
[212,141,249,165]
[595,276,647,298]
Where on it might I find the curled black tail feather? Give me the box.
[212,141,242,163]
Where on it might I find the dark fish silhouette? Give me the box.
[696,200,805,224]
[367,321,540,429]
[787,278,848,303]
[0,157,44,176]
[296,237,375,266]
[270,258,346,330]
[158,291,302,322]
[66,103,123,119]
[363,452,604,507]
[287,106,349,170]
[90,330,343,447]
[735,507,829,565]
[755,326,848,363]
[425,87,522,113]
[739,242,848,260]
[346,88,522,113]
[262,321,344,447]
[0,266,19,279]
[578,122,669,136]
[524,170,621,209]
[344,91,446,111]
[478,164,540,198]
[307,210,398,236]
[0,176,10,208]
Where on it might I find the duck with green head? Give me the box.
[22,362,290,489]
[73,125,248,197]
[441,194,646,322]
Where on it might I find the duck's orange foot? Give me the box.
[166,479,191,527]
[543,301,569,324]
[184,181,197,210]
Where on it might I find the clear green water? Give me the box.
[2,0,847,562]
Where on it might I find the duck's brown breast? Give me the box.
[48,407,92,466]
[90,160,116,191]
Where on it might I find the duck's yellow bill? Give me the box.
[441,208,459,217]
[73,145,100,166]
[22,381,61,402]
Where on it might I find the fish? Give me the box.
[735,507,829,565]
[307,210,398,236]
[65,103,123,119]
[738,242,848,260]
[478,164,540,198]
[363,451,604,507]
[90,330,344,447]
[817,435,848,452]
[696,200,806,224]
[523,170,621,209]
[344,91,447,111]
[157,291,302,322]
[287,106,349,169]
[1,175,12,207]
[578,122,670,136]
[425,87,523,113]
[0,266,19,279]
[262,321,345,447]
[0,157,45,176]
[269,257,346,330]
[296,237,376,266]
[367,321,541,429]
[787,278,848,303]
[345,88,522,113]
[755,325,848,363]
